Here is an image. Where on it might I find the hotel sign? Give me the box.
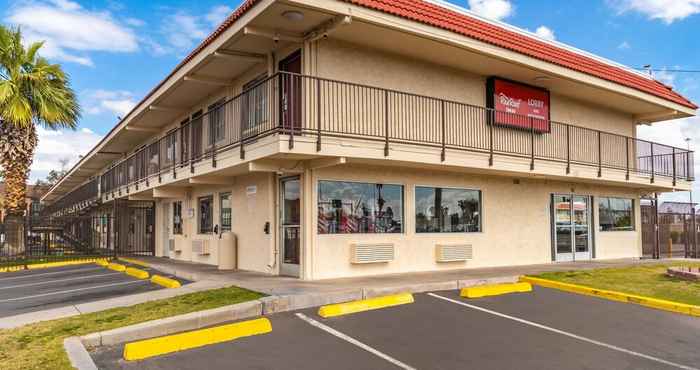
[487,77,550,132]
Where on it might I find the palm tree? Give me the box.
[0,25,80,247]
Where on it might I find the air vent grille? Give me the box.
[350,244,395,264]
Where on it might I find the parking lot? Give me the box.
[0,262,186,318]
[92,286,700,370]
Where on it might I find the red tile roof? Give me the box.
[343,0,697,109]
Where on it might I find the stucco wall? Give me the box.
[315,38,637,137]
[154,172,275,274]
[308,164,641,280]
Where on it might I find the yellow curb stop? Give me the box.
[119,257,150,268]
[107,262,127,272]
[0,265,26,273]
[125,267,150,280]
[520,276,700,317]
[318,293,414,318]
[150,275,181,289]
[96,260,110,267]
[460,282,532,298]
[123,317,272,361]
[27,258,111,270]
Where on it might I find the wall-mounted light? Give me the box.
[282,10,304,22]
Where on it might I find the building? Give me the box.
[0,183,50,221]
[41,0,696,280]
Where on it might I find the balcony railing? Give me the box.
[44,178,99,216]
[90,71,692,198]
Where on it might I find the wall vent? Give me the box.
[192,240,211,255]
[168,239,180,252]
[435,244,474,262]
[350,243,395,264]
[436,244,473,262]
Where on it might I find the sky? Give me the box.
[1,0,699,202]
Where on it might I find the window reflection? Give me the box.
[318,181,403,234]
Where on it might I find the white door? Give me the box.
[162,202,170,258]
[553,194,592,262]
[279,177,301,277]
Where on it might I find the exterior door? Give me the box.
[279,176,301,277]
[279,50,301,133]
[162,202,170,258]
[552,194,592,261]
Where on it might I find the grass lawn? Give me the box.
[0,286,264,370]
[533,262,700,306]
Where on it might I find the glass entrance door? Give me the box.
[552,194,592,262]
[279,177,301,277]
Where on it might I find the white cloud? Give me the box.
[82,89,137,117]
[534,25,556,40]
[654,68,677,87]
[6,0,139,66]
[617,41,631,49]
[205,5,232,26]
[608,0,700,23]
[468,0,514,20]
[30,126,103,182]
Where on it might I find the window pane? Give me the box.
[318,181,403,234]
[220,193,232,232]
[415,187,481,233]
[173,201,182,235]
[199,196,214,234]
[599,197,634,231]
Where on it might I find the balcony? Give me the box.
[43,178,99,216]
[98,72,693,198]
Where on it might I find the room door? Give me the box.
[552,194,592,262]
[279,176,301,277]
[279,50,302,133]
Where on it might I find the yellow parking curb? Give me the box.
[150,275,181,289]
[119,257,150,268]
[460,282,532,298]
[107,262,127,272]
[521,276,700,317]
[96,260,110,267]
[125,267,150,280]
[0,265,26,273]
[318,293,414,318]
[123,317,272,361]
[27,258,111,270]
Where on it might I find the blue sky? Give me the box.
[1,0,699,201]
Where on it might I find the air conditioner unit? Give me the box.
[168,239,180,252]
[435,244,473,262]
[350,243,394,264]
[192,239,211,255]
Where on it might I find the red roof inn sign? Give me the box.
[487,77,551,132]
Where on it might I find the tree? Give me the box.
[0,26,80,245]
[35,158,69,187]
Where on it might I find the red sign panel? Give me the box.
[488,77,550,132]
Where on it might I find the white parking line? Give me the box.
[427,293,698,370]
[296,313,416,370]
[0,266,103,281]
[0,280,147,303]
[0,272,123,290]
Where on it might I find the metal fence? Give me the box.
[641,201,699,259]
[90,72,693,200]
[0,201,156,268]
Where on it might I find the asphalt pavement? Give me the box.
[91,286,700,370]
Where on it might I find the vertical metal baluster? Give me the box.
[316,78,322,151]
[650,142,655,183]
[566,124,571,174]
[441,100,446,162]
[530,117,535,171]
[384,90,389,156]
[672,147,676,186]
[597,131,602,177]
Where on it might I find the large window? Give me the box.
[599,197,634,231]
[220,192,232,232]
[242,74,268,130]
[415,187,481,233]
[172,201,183,235]
[208,99,225,145]
[198,196,214,234]
[318,181,403,234]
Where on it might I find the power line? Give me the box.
[633,67,700,73]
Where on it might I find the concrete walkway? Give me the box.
[136,256,677,296]
[1,256,685,329]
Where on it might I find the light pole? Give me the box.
[686,137,696,258]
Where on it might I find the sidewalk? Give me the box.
[135,256,675,296]
[1,256,682,329]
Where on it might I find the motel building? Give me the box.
[41,0,697,280]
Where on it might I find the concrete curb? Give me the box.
[64,337,98,370]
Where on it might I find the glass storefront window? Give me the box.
[415,187,481,233]
[318,181,403,234]
[599,197,634,231]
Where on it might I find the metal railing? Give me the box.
[55,72,693,208]
[44,178,99,216]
